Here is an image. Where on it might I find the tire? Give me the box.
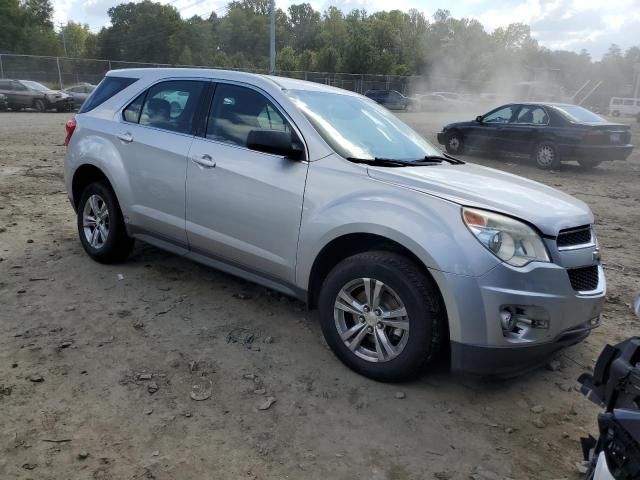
[77,181,134,264]
[611,110,620,117]
[532,141,560,170]
[317,251,445,382]
[33,99,46,113]
[578,159,601,169]
[444,131,464,155]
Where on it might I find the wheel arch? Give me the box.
[71,164,114,210]
[306,232,451,350]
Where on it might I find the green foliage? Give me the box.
[1,0,638,102]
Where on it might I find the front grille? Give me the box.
[557,226,592,248]
[568,265,599,291]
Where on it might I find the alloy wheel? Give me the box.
[333,277,410,363]
[82,194,110,249]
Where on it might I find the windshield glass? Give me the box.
[21,80,51,92]
[554,105,605,123]
[286,89,441,161]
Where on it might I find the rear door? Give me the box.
[114,79,207,247]
[501,105,549,154]
[185,82,308,283]
[12,81,34,108]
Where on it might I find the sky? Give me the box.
[51,0,640,59]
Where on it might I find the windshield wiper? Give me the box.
[423,153,465,164]
[347,157,442,167]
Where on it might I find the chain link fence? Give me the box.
[0,53,484,96]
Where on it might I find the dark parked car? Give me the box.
[63,83,96,109]
[364,89,418,111]
[0,79,73,112]
[437,102,634,169]
[0,93,8,111]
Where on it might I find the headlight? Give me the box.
[462,207,550,267]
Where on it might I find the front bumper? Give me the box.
[451,319,596,376]
[559,143,633,161]
[47,97,74,111]
[431,257,605,376]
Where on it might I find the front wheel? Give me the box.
[444,131,464,155]
[317,251,444,382]
[533,141,560,170]
[77,182,134,264]
[33,99,46,113]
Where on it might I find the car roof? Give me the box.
[107,68,361,97]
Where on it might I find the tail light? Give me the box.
[64,117,76,146]
[583,130,606,145]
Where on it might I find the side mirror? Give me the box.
[475,115,483,123]
[247,129,304,160]
[633,294,640,320]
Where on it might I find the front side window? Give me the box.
[612,98,622,105]
[135,80,205,134]
[206,84,292,147]
[287,89,442,161]
[483,106,515,123]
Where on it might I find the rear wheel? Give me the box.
[533,141,560,170]
[77,182,134,264]
[578,159,601,169]
[33,99,46,113]
[317,251,444,382]
[444,131,464,155]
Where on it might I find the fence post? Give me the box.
[108,60,112,71]
[56,56,63,89]
[0,54,3,78]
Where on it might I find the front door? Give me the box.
[186,82,308,283]
[470,104,518,151]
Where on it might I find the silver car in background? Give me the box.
[63,69,605,381]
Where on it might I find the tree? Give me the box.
[59,22,95,57]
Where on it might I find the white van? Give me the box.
[609,97,640,119]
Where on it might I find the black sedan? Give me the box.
[437,102,633,169]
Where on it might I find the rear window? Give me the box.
[79,76,137,113]
[554,105,606,123]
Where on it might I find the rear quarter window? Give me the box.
[79,76,138,113]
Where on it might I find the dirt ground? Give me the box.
[0,110,639,480]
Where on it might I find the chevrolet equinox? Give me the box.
[63,69,605,381]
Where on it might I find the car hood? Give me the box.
[367,162,593,235]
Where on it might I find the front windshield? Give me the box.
[554,105,605,123]
[21,80,51,92]
[286,89,442,161]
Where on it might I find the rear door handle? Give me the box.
[116,132,133,143]
[191,154,216,169]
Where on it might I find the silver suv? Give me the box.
[64,69,605,381]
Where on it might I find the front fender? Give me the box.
[295,155,499,290]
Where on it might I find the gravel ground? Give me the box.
[0,111,639,480]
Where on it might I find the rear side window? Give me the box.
[623,99,634,106]
[79,76,137,113]
[138,80,205,134]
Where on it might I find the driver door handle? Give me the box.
[116,132,134,143]
[192,154,216,169]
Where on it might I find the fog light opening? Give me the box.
[500,309,517,332]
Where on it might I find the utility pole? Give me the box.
[59,22,68,57]
[269,0,275,74]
